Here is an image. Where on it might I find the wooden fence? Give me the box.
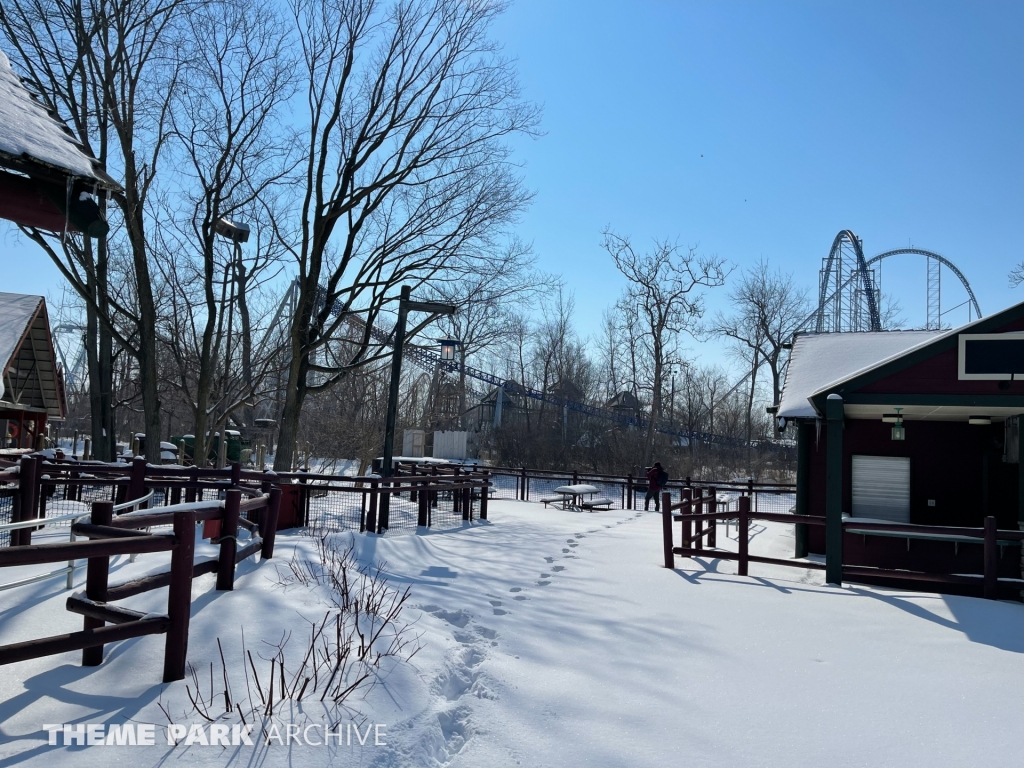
[0,488,281,681]
[660,488,1024,600]
[0,455,494,541]
[0,456,493,682]
[479,464,795,514]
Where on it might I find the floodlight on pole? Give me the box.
[213,216,250,243]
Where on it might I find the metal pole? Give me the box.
[380,286,412,530]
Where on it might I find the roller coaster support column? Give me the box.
[380,286,456,530]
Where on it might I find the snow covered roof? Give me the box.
[778,331,943,419]
[0,49,115,186]
[0,292,65,417]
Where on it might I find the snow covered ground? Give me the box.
[0,500,1021,767]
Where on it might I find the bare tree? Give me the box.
[425,239,541,417]
[713,260,809,439]
[2,0,188,461]
[154,0,295,463]
[602,230,729,467]
[1011,263,1024,289]
[270,0,539,470]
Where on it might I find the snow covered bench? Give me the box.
[580,497,613,511]
[540,495,565,509]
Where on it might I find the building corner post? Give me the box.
[1017,414,1024,598]
[825,395,845,586]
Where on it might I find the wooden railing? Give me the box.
[660,488,1024,599]
[2,455,494,541]
[478,463,795,512]
[0,488,281,682]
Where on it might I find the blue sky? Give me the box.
[2,0,1022,374]
[492,0,1024,362]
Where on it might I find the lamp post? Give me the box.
[213,215,250,425]
[378,286,457,531]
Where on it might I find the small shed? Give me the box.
[778,300,1024,590]
[0,293,66,449]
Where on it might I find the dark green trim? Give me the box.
[825,396,844,585]
[806,300,1024,416]
[837,394,1024,408]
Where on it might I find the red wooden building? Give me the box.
[0,48,118,234]
[778,300,1024,594]
[0,293,66,451]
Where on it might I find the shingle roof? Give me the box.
[778,331,942,419]
[0,48,117,188]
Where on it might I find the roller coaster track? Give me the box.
[346,312,773,448]
[864,248,982,321]
[810,234,981,333]
[815,230,882,332]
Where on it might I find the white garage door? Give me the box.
[851,455,911,523]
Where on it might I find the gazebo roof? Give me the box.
[0,49,116,187]
[0,48,119,236]
[0,293,66,418]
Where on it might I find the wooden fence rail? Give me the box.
[660,488,1023,600]
[0,487,282,682]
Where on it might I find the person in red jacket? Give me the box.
[645,462,667,511]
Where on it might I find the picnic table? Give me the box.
[552,484,600,510]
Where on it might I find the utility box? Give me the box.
[433,430,468,460]
[402,429,426,458]
[275,483,302,529]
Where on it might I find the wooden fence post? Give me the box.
[661,491,674,568]
[708,487,717,548]
[297,472,308,527]
[681,487,692,549]
[261,488,281,560]
[217,490,241,591]
[572,470,579,486]
[520,467,526,500]
[15,455,37,547]
[453,467,461,515]
[230,462,242,488]
[82,500,114,666]
[693,488,703,551]
[463,483,471,522]
[418,478,429,527]
[366,480,379,534]
[480,472,489,520]
[163,509,196,683]
[983,516,998,600]
[128,456,146,505]
[738,495,749,576]
[186,466,198,504]
[626,474,633,510]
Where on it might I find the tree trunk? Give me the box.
[236,259,254,429]
[85,237,115,461]
[273,300,310,471]
[642,347,662,468]
[745,351,759,472]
